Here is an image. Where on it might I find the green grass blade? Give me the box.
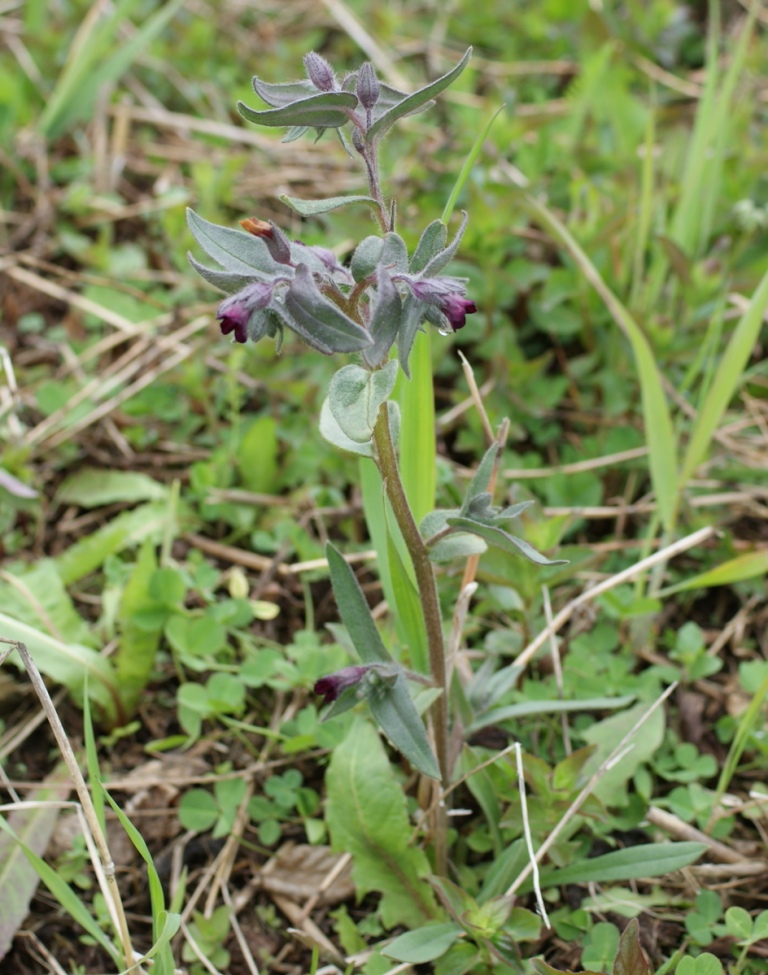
[82,684,106,840]
[535,842,706,889]
[396,106,504,523]
[630,101,656,309]
[516,190,679,531]
[0,613,119,723]
[679,268,768,484]
[359,458,427,669]
[660,549,768,596]
[100,787,173,954]
[711,671,768,811]
[386,533,428,673]
[396,337,435,524]
[0,768,69,959]
[41,0,186,139]
[441,105,505,223]
[0,816,120,964]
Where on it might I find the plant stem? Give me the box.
[372,406,449,786]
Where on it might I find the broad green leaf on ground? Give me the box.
[115,541,163,716]
[325,718,440,929]
[0,560,95,646]
[53,502,179,585]
[55,469,168,508]
[383,922,461,963]
[0,766,70,961]
[238,415,279,494]
[0,614,119,724]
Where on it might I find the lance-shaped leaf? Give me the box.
[238,91,358,129]
[364,267,402,366]
[366,48,472,142]
[326,543,392,664]
[446,516,568,566]
[340,73,438,124]
[421,210,469,277]
[368,674,440,779]
[326,544,439,778]
[251,77,318,108]
[328,360,398,443]
[281,264,372,354]
[186,209,281,275]
[280,194,379,216]
[187,255,264,295]
[461,443,499,513]
[396,293,427,378]
[410,219,449,273]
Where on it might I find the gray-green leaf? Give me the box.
[326,543,392,664]
[281,265,372,354]
[446,516,568,566]
[366,48,472,142]
[280,194,378,216]
[186,209,281,275]
[325,718,441,928]
[368,674,440,779]
[238,91,358,129]
[328,361,397,443]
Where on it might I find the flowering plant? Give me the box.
[188,47,563,871]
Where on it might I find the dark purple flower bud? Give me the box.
[240,217,292,265]
[217,281,274,343]
[314,665,369,704]
[304,52,337,92]
[356,62,380,111]
[404,276,477,332]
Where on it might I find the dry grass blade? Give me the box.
[0,639,135,969]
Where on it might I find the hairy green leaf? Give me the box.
[325,718,441,928]
[280,194,378,216]
[366,48,472,142]
[328,361,397,443]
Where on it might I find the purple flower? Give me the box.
[217,281,275,343]
[314,665,370,704]
[404,276,477,332]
